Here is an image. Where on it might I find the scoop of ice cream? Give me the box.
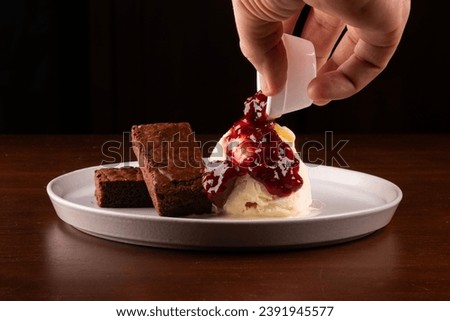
[223,159,312,218]
[202,91,313,218]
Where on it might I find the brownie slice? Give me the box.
[131,123,212,216]
[94,167,153,208]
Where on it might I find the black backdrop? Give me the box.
[1,0,448,134]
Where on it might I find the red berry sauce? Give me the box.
[202,91,303,206]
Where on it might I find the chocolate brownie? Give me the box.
[131,123,212,216]
[94,167,153,208]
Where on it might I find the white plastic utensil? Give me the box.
[257,34,316,119]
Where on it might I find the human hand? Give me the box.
[231,0,411,105]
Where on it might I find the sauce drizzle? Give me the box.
[202,91,303,205]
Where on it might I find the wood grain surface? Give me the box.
[1,134,449,300]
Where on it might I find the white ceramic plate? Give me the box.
[47,162,402,250]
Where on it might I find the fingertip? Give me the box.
[257,42,288,96]
[312,99,331,106]
[307,78,324,104]
[258,74,285,97]
[259,79,272,96]
[307,76,333,106]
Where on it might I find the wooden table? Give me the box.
[1,134,449,300]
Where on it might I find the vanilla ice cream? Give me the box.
[223,161,312,218]
[202,91,313,218]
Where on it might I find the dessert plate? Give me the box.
[47,162,402,250]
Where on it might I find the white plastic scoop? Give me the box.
[257,34,316,119]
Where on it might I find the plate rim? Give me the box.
[46,162,403,249]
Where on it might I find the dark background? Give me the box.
[0,0,448,134]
